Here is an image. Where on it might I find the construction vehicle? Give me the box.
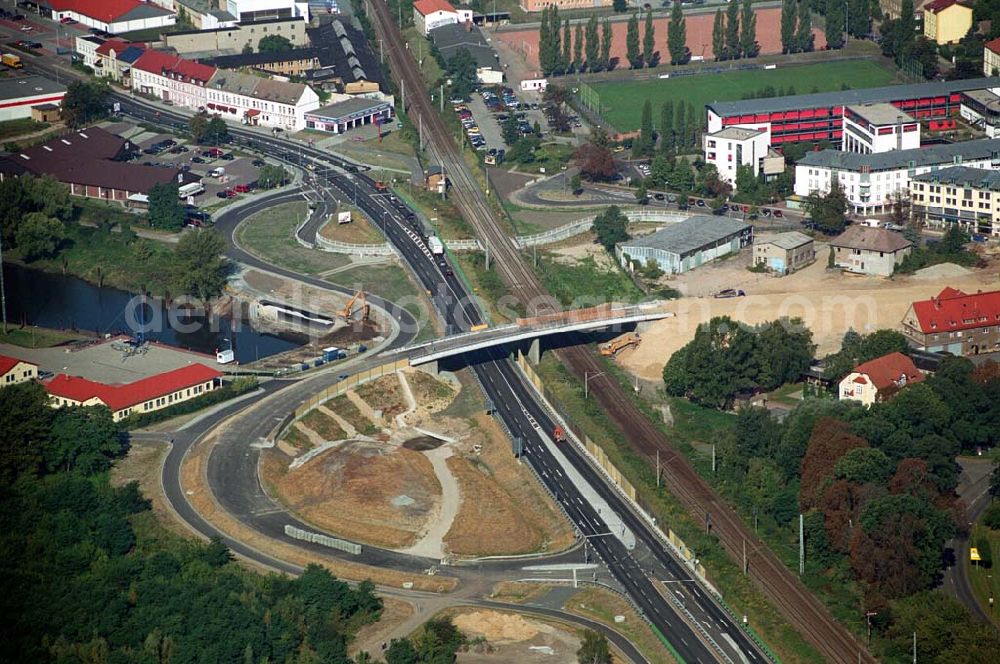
[374,180,388,192]
[2,53,22,69]
[337,291,369,322]
[552,425,566,443]
[599,332,641,357]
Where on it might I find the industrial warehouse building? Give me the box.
[45,0,176,35]
[0,76,66,122]
[616,216,753,275]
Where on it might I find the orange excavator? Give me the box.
[337,291,370,322]
[599,332,641,357]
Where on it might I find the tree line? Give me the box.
[0,382,390,663]
[664,319,1000,655]
[779,0,816,54]
[711,0,759,61]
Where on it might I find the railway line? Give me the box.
[364,1,876,661]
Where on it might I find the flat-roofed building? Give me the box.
[794,138,1000,214]
[303,96,393,133]
[752,231,815,274]
[842,103,920,154]
[0,76,66,122]
[616,216,753,274]
[910,166,1000,237]
[703,125,779,189]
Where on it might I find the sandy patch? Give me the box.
[624,257,1000,381]
[266,439,441,549]
[454,610,544,642]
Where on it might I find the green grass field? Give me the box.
[591,60,900,132]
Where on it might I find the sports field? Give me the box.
[590,60,900,132]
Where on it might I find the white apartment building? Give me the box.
[206,70,320,130]
[131,50,215,110]
[703,126,784,190]
[225,0,309,22]
[413,0,473,36]
[841,103,920,154]
[910,166,1000,237]
[794,139,1000,214]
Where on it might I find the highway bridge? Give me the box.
[400,303,673,367]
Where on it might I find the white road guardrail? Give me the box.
[311,208,689,255]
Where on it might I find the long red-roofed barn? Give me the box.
[902,287,1000,356]
[44,364,222,421]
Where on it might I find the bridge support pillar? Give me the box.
[528,338,541,365]
[418,360,439,377]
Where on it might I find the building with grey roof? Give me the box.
[428,22,502,84]
[705,76,1000,148]
[304,96,394,134]
[911,166,1000,236]
[794,138,1000,214]
[0,76,67,122]
[616,216,753,274]
[753,231,815,274]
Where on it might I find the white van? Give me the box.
[860,219,881,228]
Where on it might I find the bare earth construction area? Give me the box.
[262,370,575,558]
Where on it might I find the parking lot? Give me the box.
[115,127,273,213]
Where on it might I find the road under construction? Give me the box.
[364,1,876,662]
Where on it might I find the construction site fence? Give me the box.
[516,303,613,327]
[284,524,362,555]
[292,359,410,421]
[514,350,708,582]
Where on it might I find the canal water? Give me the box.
[2,263,301,363]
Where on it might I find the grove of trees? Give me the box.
[0,382,387,663]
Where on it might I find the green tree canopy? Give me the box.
[740,0,758,57]
[667,1,688,65]
[258,34,293,53]
[577,630,612,664]
[172,229,229,302]
[626,13,641,68]
[593,205,630,252]
[61,80,110,128]
[806,179,848,234]
[257,164,289,189]
[16,212,64,261]
[147,181,186,231]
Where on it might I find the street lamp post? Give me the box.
[585,371,604,399]
[865,611,878,645]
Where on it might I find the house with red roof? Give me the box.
[839,352,925,406]
[902,287,1000,356]
[0,354,38,388]
[413,0,471,35]
[45,0,175,36]
[132,49,216,110]
[44,363,222,421]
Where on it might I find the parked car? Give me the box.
[191,156,205,163]
[252,159,266,167]
[28,42,41,49]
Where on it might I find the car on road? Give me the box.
[696,199,706,207]
[653,192,665,201]
[883,222,906,231]
[220,152,234,160]
[20,25,32,32]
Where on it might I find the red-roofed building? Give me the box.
[902,287,1000,356]
[413,0,471,35]
[94,39,145,82]
[45,364,222,421]
[839,352,925,406]
[46,0,176,35]
[0,354,38,388]
[132,49,216,109]
[984,37,1000,76]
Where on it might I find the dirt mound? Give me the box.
[403,436,443,451]
[452,610,542,642]
[265,440,440,548]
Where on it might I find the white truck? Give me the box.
[178,182,204,198]
[428,235,444,255]
[427,235,444,256]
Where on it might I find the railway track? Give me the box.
[365,2,877,661]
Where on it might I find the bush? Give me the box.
[983,502,1000,530]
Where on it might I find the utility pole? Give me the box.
[419,114,424,151]
[743,538,747,575]
[439,84,444,112]
[379,39,384,64]
[656,449,660,488]
[712,444,716,473]
[485,241,490,270]
[401,79,405,111]
[799,514,805,575]
[912,632,917,663]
